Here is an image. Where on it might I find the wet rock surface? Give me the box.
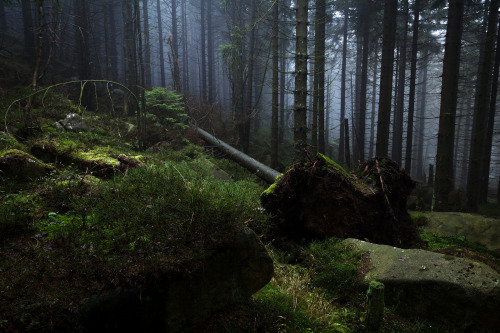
[345,238,500,331]
[261,155,419,248]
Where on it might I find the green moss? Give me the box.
[316,153,352,180]
[261,173,283,197]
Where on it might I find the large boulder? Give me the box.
[261,154,419,248]
[55,113,89,132]
[80,227,273,332]
[0,149,55,182]
[344,238,500,331]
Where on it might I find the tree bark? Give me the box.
[357,0,370,162]
[122,0,138,116]
[339,6,348,165]
[434,0,464,211]
[21,0,34,57]
[405,0,420,174]
[75,0,94,110]
[142,0,152,89]
[0,0,6,32]
[200,0,207,100]
[369,40,379,159]
[271,0,279,169]
[415,50,428,181]
[156,0,165,87]
[207,0,215,103]
[316,0,326,155]
[393,0,409,166]
[293,0,309,163]
[376,0,397,157]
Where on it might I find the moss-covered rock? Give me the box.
[30,139,144,177]
[261,154,419,248]
[0,149,55,182]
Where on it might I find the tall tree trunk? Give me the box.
[339,6,348,165]
[376,0,398,157]
[478,1,500,204]
[317,0,326,154]
[415,50,428,181]
[142,0,152,89]
[405,0,420,173]
[135,0,146,149]
[171,0,181,92]
[271,0,279,169]
[122,0,138,116]
[75,0,94,109]
[0,0,6,32]
[369,40,379,159]
[181,0,189,94]
[207,0,215,103]
[21,0,34,57]
[294,0,308,163]
[466,0,499,210]
[279,28,286,144]
[106,2,118,81]
[357,0,370,162]
[156,0,165,87]
[393,0,409,166]
[434,0,465,211]
[200,0,207,100]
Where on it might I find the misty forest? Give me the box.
[1,0,500,332]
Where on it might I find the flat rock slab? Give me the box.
[344,238,500,331]
[422,212,500,251]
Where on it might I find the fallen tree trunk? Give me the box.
[195,127,281,184]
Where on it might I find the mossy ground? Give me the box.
[0,86,478,332]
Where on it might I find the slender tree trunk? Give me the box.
[21,0,34,57]
[393,0,409,166]
[181,0,189,94]
[75,0,93,109]
[405,0,420,173]
[279,31,286,144]
[466,0,499,210]
[376,0,398,157]
[142,0,152,89]
[434,0,465,211]
[369,40,379,159]
[134,0,146,149]
[156,0,165,87]
[107,2,118,80]
[271,0,279,168]
[207,0,215,103]
[0,0,6,32]
[357,0,370,162]
[415,51,428,181]
[317,0,326,154]
[339,6,348,165]
[122,0,138,116]
[200,0,207,100]
[478,2,500,204]
[294,0,308,163]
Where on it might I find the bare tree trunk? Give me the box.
[405,0,420,173]
[75,0,94,109]
[357,0,370,162]
[142,0,152,89]
[135,0,146,149]
[478,5,500,203]
[339,6,348,165]
[156,0,165,87]
[393,0,409,166]
[200,0,207,100]
[21,0,34,57]
[376,0,397,157]
[271,0,279,169]
[293,0,309,163]
[0,0,6,32]
[207,0,215,103]
[122,0,138,116]
[181,0,189,93]
[415,51,428,181]
[434,0,464,211]
[369,40,379,159]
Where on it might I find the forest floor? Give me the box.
[1,84,499,332]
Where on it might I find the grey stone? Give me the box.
[80,228,273,332]
[0,149,55,182]
[344,238,500,332]
[55,113,88,132]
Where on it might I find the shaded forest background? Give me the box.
[1,0,500,212]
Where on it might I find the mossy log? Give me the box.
[260,154,419,248]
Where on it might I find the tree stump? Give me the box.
[366,280,385,332]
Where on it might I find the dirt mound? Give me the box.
[260,154,419,248]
